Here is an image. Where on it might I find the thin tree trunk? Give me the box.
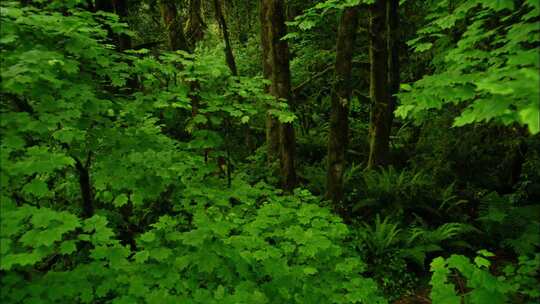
[261,0,297,191]
[214,0,254,158]
[367,0,392,169]
[214,0,238,76]
[326,7,360,210]
[75,156,93,218]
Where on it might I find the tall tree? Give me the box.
[325,7,360,210]
[260,0,279,163]
[367,0,393,169]
[386,0,399,147]
[260,0,297,191]
[159,0,189,52]
[213,0,237,76]
[113,0,132,50]
[186,0,206,48]
[159,0,199,117]
[92,1,132,51]
[95,0,113,12]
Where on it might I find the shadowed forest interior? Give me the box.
[1,0,539,303]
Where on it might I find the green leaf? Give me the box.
[60,240,77,254]
[113,194,129,207]
[22,179,49,197]
[414,42,433,52]
[140,232,156,243]
[151,247,172,261]
[303,266,318,275]
[519,106,539,134]
[133,250,150,263]
[400,83,413,92]
[476,249,495,257]
[474,256,491,268]
[479,0,514,11]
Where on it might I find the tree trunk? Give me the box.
[159,0,199,116]
[326,7,360,210]
[260,0,279,163]
[113,0,132,51]
[213,0,238,76]
[367,0,393,169]
[214,0,254,156]
[186,0,206,48]
[75,157,93,218]
[159,0,189,52]
[387,0,399,110]
[261,0,297,191]
[95,0,113,12]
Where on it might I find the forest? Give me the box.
[0,0,539,303]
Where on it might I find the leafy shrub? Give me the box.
[1,186,387,303]
[478,192,540,256]
[347,166,446,219]
[355,216,472,265]
[352,215,472,300]
[430,250,540,304]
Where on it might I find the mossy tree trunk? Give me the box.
[367,0,397,169]
[159,0,189,52]
[260,0,279,163]
[326,7,360,211]
[260,0,297,191]
[186,0,206,48]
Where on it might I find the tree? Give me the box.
[159,0,189,52]
[325,6,360,211]
[113,0,132,50]
[260,0,297,191]
[396,0,539,135]
[186,0,206,48]
[260,0,279,163]
[386,0,399,138]
[213,0,237,76]
[159,0,200,117]
[367,0,395,169]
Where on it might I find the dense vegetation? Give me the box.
[1,0,539,303]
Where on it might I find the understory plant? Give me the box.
[352,215,473,299]
[430,250,540,304]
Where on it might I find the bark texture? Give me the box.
[326,7,360,210]
[75,157,93,218]
[367,0,392,169]
[260,0,279,163]
[214,0,238,76]
[261,0,297,191]
[186,0,206,47]
[159,0,189,52]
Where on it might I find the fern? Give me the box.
[400,223,473,266]
[356,215,472,266]
[478,192,540,255]
[358,215,402,255]
[358,166,433,209]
